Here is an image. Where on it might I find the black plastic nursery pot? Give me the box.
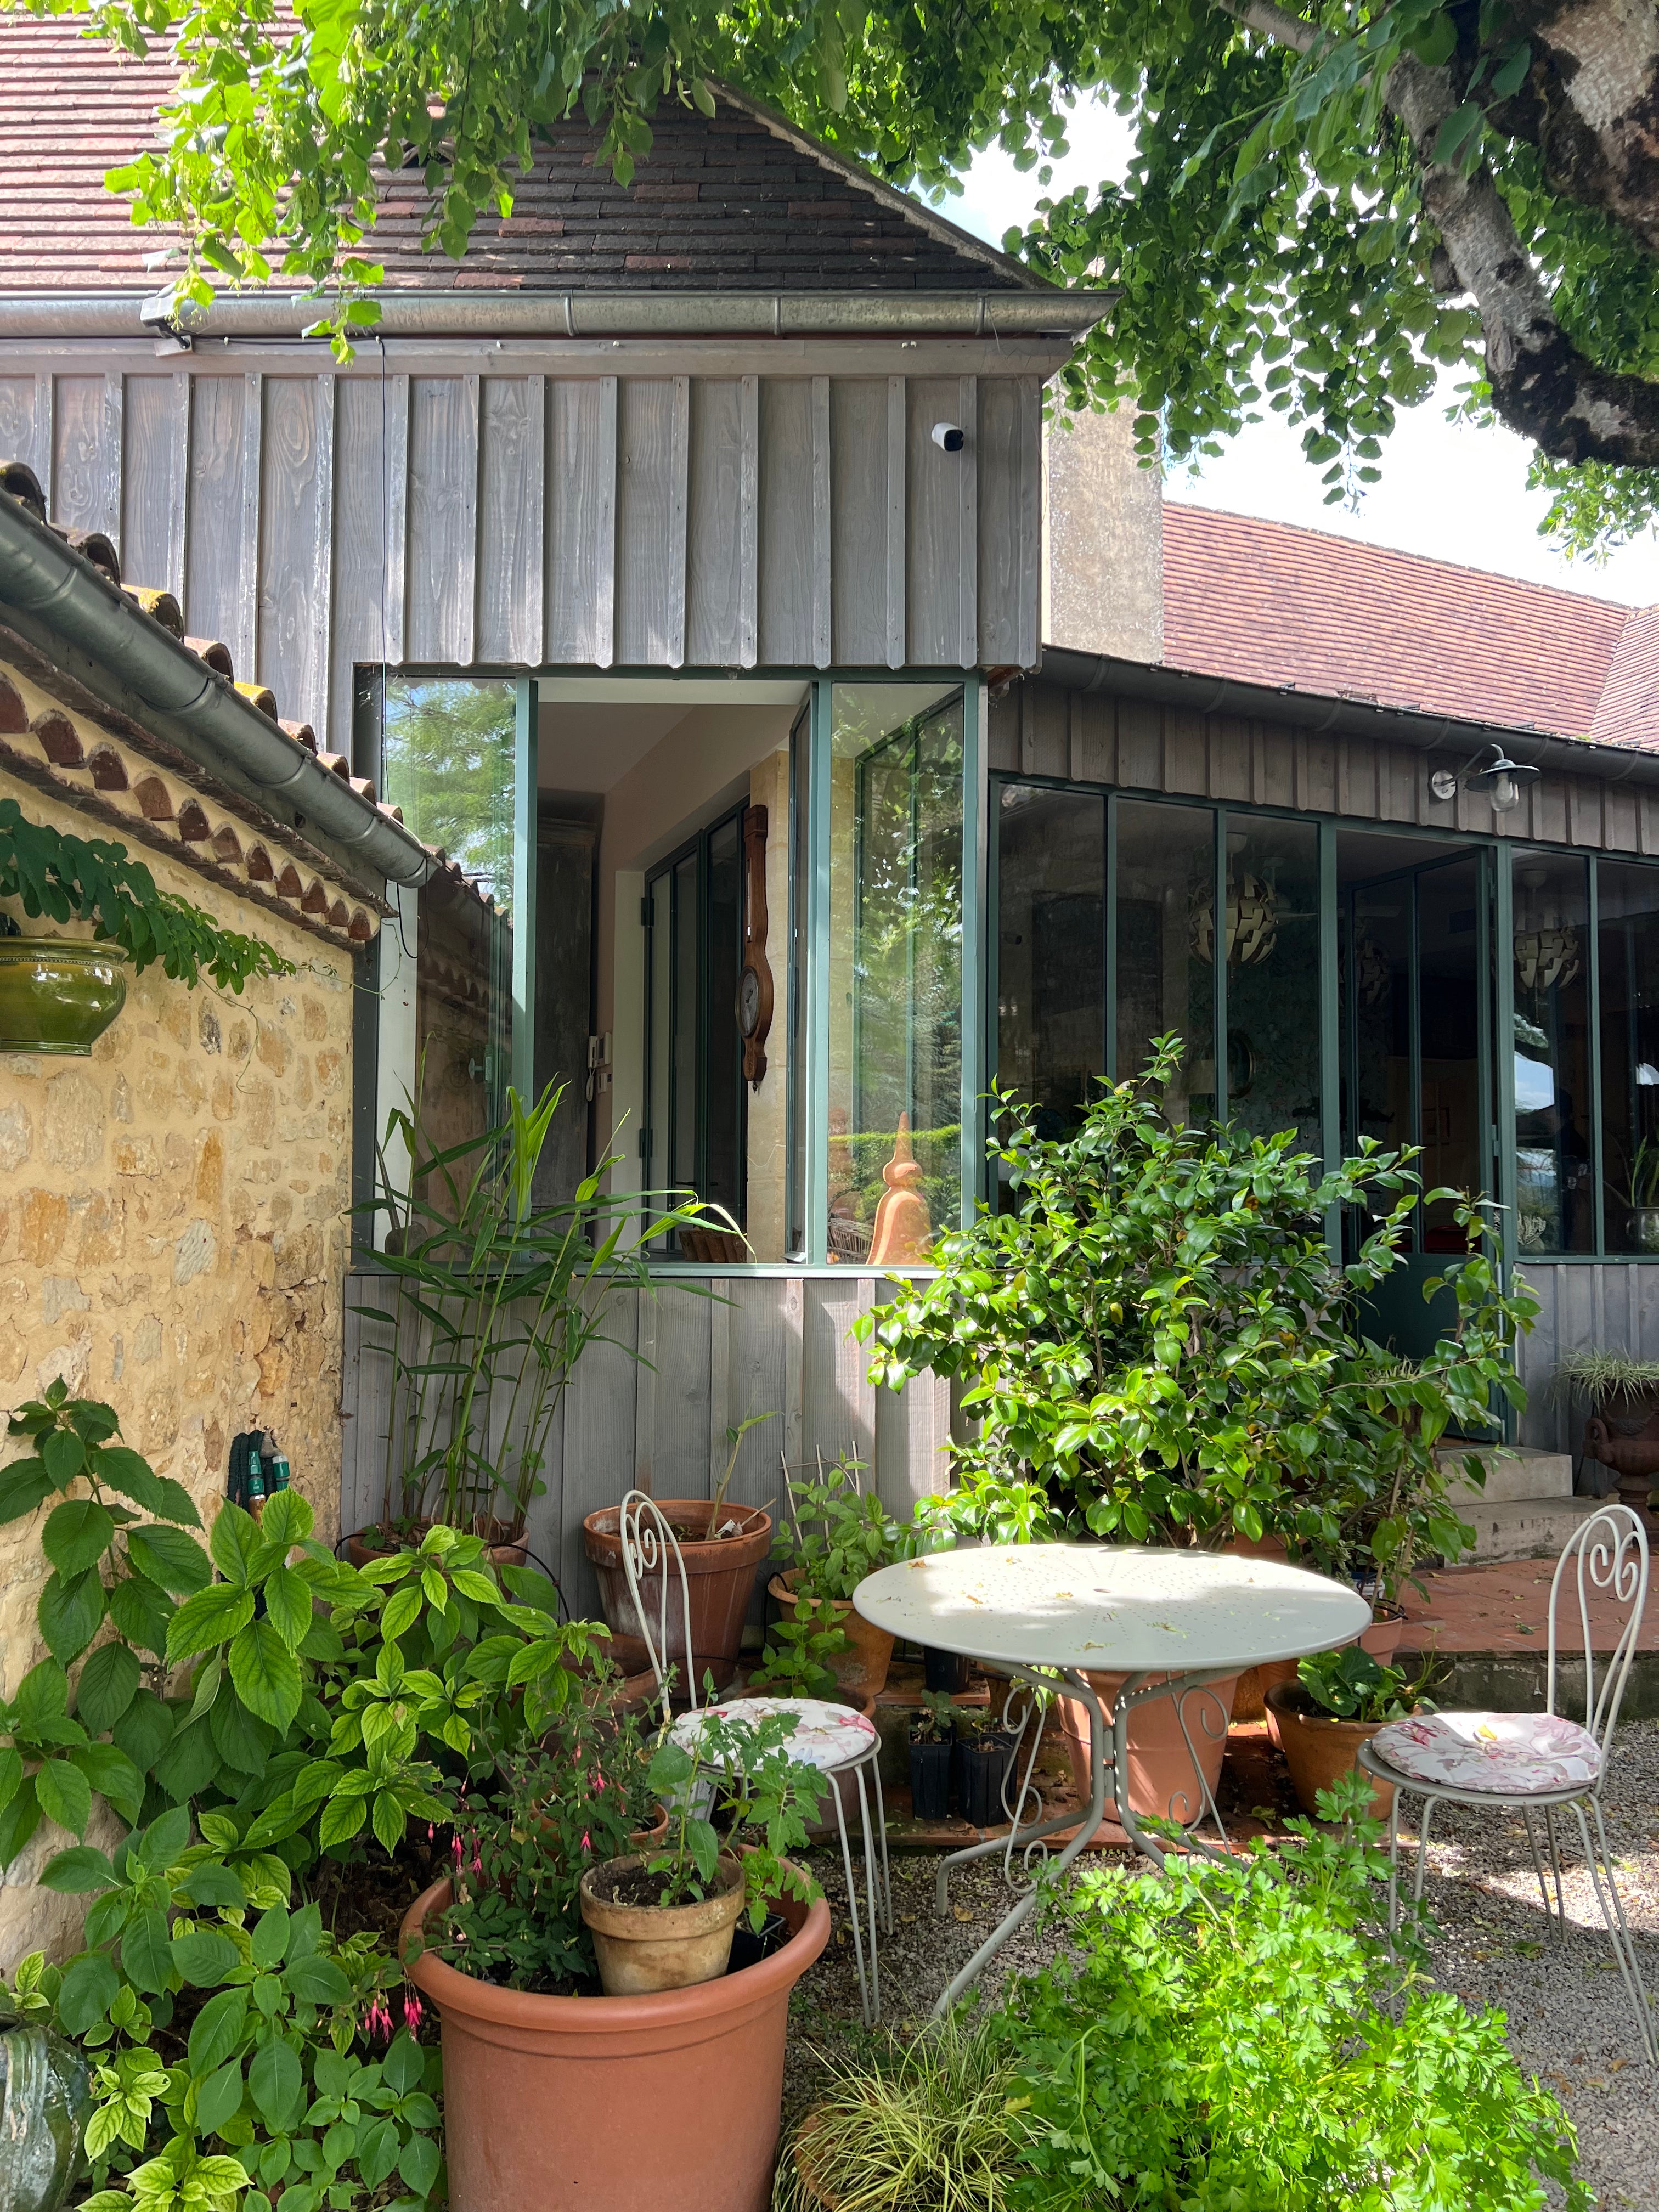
[922,1645,972,1694]
[955,1731,1017,1828]
[908,1733,954,1822]
[727,1911,788,1973]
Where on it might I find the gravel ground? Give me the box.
[783,1718,1659,2207]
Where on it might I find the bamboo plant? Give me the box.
[354,1075,724,1542]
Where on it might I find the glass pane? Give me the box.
[1417,857,1486,1246]
[1599,859,1659,1254]
[1512,850,1592,1255]
[381,676,516,1148]
[787,707,810,1257]
[1221,815,1320,1154]
[704,815,745,1224]
[828,683,964,1261]
[671,851,699,1194]
[647,872,670,1197]
[995,785,1105,1152]
[1115,800,1216,1119]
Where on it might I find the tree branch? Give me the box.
[1214,0,1320,57]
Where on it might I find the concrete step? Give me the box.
[1438,1443,1575,1506]
[1452,1493,1603,1563]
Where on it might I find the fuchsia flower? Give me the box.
[580,1830,590,1852]
[403,1993,424,2032]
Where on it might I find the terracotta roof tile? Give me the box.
[1163,503,1651,744]
[0,17,1025,294]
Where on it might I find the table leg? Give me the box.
[931,1670,1110,2017]
[1108,1669,1234,1869]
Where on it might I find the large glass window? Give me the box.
[827,684,964,1261]
[1599,861,1659,1254]
[1115,800,1217,1116]
[1220,815,1320,1153]
[1511,851,1593,1255]
[1418,856,1486,1249]
[995,785,1105,1138]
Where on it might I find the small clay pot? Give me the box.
[907,1733,953,1822]
[579,1850,745,1996]
[1265,1682,1396,1821]
[768,1574,895,1702]
[1358,1601,1407,1666]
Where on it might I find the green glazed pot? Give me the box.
[0,2023,92,2212]
[0,939,128,1055]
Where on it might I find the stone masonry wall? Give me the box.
[0,740,361,1962]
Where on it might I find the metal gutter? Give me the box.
[0,289,1114,343]
[1034,644,1659,793]
[0,489,434,887]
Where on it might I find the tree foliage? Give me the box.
[8,0,1659,543]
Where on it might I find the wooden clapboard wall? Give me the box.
[994,678,1659,858]
[339,1269,954,1618]
[0,362,1042,752]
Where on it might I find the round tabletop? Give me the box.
[853,1543,1372,1675]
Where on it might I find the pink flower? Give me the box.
[580,1830,590,1852]
[471,1849,482,1875]
[452,1836,463,1864]
[403,1993,423,2032]
[427,1824,434,1841]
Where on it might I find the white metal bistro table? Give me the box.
[855,1543,1372,2012]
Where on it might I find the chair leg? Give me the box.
[832,1777,875,2029]
[1521,1809,1558,1936]
[867,1751,894,1936]
[1410,1793,1439,1912]
[1570,1796,1657,2068]
[1544,1804,1568,1933]
[853,1762,882,2024]
[1385,1781,1405,1940]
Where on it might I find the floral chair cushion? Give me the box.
[669,1695,878,1773]
[1369,1709,1602,1797]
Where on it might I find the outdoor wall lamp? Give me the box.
[1428,743,1539,815]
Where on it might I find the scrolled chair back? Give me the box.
[617,1487,697,1724]
[1547,1500,1650,1760]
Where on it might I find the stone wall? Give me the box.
[1043,403,1165,665]
[0,755,361,1961]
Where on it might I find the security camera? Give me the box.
[931,422,966,453]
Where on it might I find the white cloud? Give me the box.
[947,95,1659,609]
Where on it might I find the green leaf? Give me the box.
[208,1689,275,1778]
[196,2057,245,2136]
[39,1567,107,1664]
[172,1926,240,1988]
[167,1584,255,1665]
[399,2130,441,2198]
[378,1585,422,1643]
[97,1447,200,1527]
[210,1503,263,1588]
[356,2117,399,2190]
[0,1459,54,1527]
[71,1741,144,1826]
[113,1686,175,1773]
[382,2030,424,2095]
[109,1573,173,1657]
[136,1803,191,1869]
[249,2039,303,2128]
[35,1756,92,1836]
[56,1951,119,2034]
[122,1905,176,1995]
[258,1488,313,1549]
[283,1953,349,2006]
[262,1566,314,1654]
[0,1774,41,1867]
[316,1796,366,1850]
[128,1523,213,1594]
[42,1427,86,1488]
[1432,101,1482,167]
[76,1640,142,1733]
[228,1620,303,1732]
[0,1750,21,1816]
[188,1986,250,2076]
[42,1498,115,1576]
[152,1716,220,1805]
[179,1859,248,1910]
[38,1843,117,1893]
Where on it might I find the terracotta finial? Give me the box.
[868,1113,933,1267]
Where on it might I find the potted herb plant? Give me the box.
[584,1414,778,1694]
[907,1691,957,1822]
[402,1703,830,2212]
[766,1453,918,1702]
[1265,1646,1437,1821]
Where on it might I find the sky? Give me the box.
[938,97,1659,611]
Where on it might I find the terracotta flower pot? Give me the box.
[584,1500,773,1695]
[1358,1601,1407,1666]
[1057,1669,1238,1827]
[1234,1588,1404,1724]
[1264,1682,1396,1821]
[579,1852,746,1996]
[402,1871,830,2212]
[768,1573,895,1702]
[345,1518,528,1571]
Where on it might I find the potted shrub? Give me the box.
[584,1416,778,1693]
[1265,1646,1436,1820]
[403,1705,830,2212]
[1558,1348,1659,1524]
[907,1691,957,1822]
[766,1453,918,1702]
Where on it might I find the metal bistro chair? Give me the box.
[616,1488,893,2024]
[1358,1502,1655,2066]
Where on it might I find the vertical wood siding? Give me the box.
[339,1271,952,1617]
[2,362,1042,751]
[1517,1263,1659,1454]
[989,678,1659,858]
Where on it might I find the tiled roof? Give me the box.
[0,19,1028,294]
[1163,503,1650,744]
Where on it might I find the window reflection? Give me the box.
[996,785,1105,1139]
[1599,860,1659,1254]
[1220,816,1320,1154]
[1115,800,1216,1118]
[1511,851,1592,1254]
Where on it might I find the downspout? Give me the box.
[0,490,433,888]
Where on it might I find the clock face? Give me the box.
[738,965,763,1037]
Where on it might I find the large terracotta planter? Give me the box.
[402,1871,830,2212]
[1057,1668,1239,1827]
[1265,1682,1396,1820]
[579,1850,744,1995]
[768,1573,895,1702]
[584,1500,772,1695]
